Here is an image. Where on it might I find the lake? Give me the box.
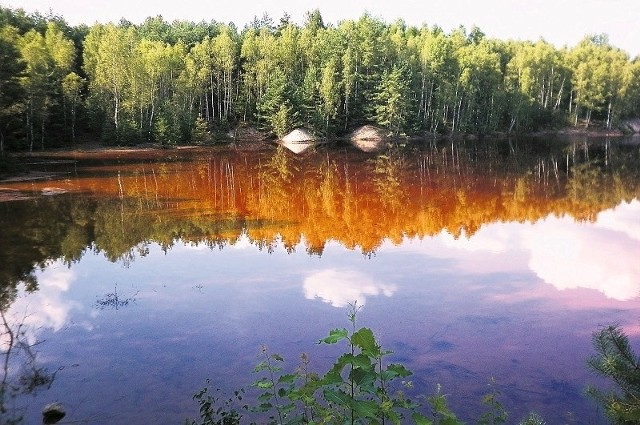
[1,137,639,424]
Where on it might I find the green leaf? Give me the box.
[319,328,349,344]
[254,361,268,372]
[253,377,274,389]
[350,367,377,391]
[258,392,273,401]
[327,353,354,376]
[257,402,273,411]
[440,417,463,425]
[351,328,381,356]
[278,373,297,384]
[412,412,433,425]
[352,353,374,369]
[351,399,379,418]
[321,369,344,386]
[322,388,351,407]
[381,363,413,380]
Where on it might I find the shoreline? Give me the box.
[5,126,636,157]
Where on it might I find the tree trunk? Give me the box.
[41,118,45,150]
[114,95,120,129]
[214,72,216,121]
[554,76,565,110]
[568,90,573,115]
[28,101,34,152]
[71,105,76,144]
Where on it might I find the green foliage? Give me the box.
[188,303,476,425]
[517,412,546,425]
[244,302,427,424]
[374,64,413,135]
[477,379,507,425]
[1,5,639,147]
[422,385,464,425]
[191,116,213,144]
[153,112,180,145]
[0,25,25,153]
[256,68,300,138]
[587,325,640,424]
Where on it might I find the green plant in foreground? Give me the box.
[477,378,507,425]
[587,324,640,424]
[249,302,434,424]
[189,303,553,425]
[517,412,546,425]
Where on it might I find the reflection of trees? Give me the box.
[257,146,300,219]
[567,161,638,221]
[371,149,406,210]
[0,139,639,294]
[95,284,140,310]
[1,308,57,423]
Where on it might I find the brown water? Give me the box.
[1,138,639,424]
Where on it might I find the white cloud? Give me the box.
[303,269,397,307]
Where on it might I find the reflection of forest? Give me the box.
[1,139,639,296]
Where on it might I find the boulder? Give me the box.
[281,128,317,143]
[228,124,269,141]
[280,128,318,154]
[349,125,390,152]
[42,402,66,424]
[349,125,389,141]
[621,118,640,133]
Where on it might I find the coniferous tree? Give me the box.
[374,63,412,134]
[587,325,640,424]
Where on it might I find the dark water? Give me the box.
[1,137,639,424]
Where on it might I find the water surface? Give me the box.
[1,138,639,424]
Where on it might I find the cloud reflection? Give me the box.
[393,200,640,301]
[6,265,79,344]
[303,269,397,307]
[525,200,640,301]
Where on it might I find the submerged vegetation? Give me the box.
[1,6,640,151]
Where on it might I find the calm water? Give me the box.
[1,138,639,424]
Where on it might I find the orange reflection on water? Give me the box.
[4,143,638,256]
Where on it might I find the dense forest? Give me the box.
[1,6,639,152]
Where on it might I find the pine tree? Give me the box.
[587,325,640,424]
[374,64,412,134]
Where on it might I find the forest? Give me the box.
[1,6,640,152]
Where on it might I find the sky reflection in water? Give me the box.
[4,199,638,424]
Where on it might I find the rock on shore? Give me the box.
[349,125,390,152]
[621,118,640,133]
[281,128,317,143]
